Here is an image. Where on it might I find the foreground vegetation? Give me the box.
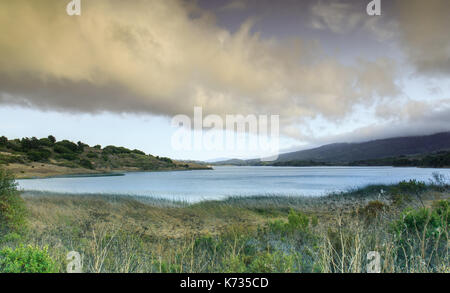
[0,135,209,179]
[0,169,448,273]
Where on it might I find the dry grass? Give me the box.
[1,182,448,273]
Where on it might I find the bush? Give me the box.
[53,144,73,154]
[20,137,40,151]
[268,209,312,234]
[103,146,132,155]
[87,152,98,159]
[79,159,94,170]
[396,180,427,194]
[77,141,88,153]
[38,138,53,147]
[47,135,56,145]
[0,136,7,147]
[54,140,79,153]
[60,153,78,161]
[0,245,56,273]
[132,149,146,155]
[26,149,51,162]
[392,202,449,241]
[0,169,27,235]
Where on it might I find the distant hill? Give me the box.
[277,132,450,163]
[214,132,450,166]
[0,135,210,178]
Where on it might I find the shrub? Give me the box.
[53,144,73,154]
[26,149,51,162]
[396,180,427,194]
[20,137,40,151]
[47,135,56,145]
[268,209,311,234]
[79,159,94,170]
[38,138,53,147]
[77,141,88,153]
[60,153,77,161]
[0,245,57,273]
[0,136,7,147]
[103,146,131,155]
[54,140,79,153]
[392,202,448,241]
[132,149,146,155]
[87,152,99,159]
[0,169,27,235]
[6,141,22,152]
[157,156,173,164]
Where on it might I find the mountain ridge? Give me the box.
[214,132,450,166]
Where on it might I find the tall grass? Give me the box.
[1,178,449,273]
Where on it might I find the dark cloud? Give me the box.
[0,0,400,138]
[395,0,450,76]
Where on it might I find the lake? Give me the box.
[17,166,450,202]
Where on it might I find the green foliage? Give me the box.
[0,169,27,235]
[0,135,191,173]
[5,140,21,152]
[20,137,40,151]
[396,180,427,194]
[0,136,7,147]
[392,201,449,240]
[77,141,88,153]
[156,156,173,164]
[268,209,312,235]
[38,138,53,147]
[54,140,79,153]
[53,144,73,154]
[103,146,132,155]
[60,153,77,161]
[26,149,51,162]
[132,149,146,155]
[79,159,93,170]
[0,245,57,273]
[86,152,99,159]
[47,135,56,145]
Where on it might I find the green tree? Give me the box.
[47,135,56,145]
[0,169,27,235]
[0,136,7,147]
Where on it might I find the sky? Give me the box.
[0,0,449,161]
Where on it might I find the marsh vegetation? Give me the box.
[0,169,448,273]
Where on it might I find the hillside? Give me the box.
[0,135,210,178]
[214,132,450,167]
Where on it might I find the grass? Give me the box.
[0,178,446,273]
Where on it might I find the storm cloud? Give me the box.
[0,1,399,129]
[0,0,448,143]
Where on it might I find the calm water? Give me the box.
[17,166,450,202]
